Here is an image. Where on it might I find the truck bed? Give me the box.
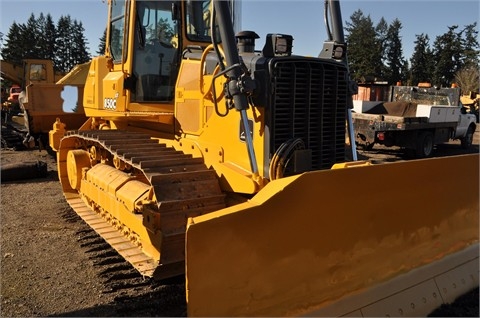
[352,112,457,131]
[352,101,461,153]
[352,101,459,130]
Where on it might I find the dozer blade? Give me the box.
[186,154,479,316]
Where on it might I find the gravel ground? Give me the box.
[0,127,478,317]
[0,149,186,317]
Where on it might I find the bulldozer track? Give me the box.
[61,208,187,316]
[59,130,225,280]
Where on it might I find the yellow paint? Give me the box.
[49,118,66,152]
[186,154,480,316]
[81,163,161,260]
[48,1,480,314]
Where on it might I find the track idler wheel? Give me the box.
[66,149,91,190]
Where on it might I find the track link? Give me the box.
[59,130,225,279]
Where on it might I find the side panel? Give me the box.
[20,84,87,134]
[186,154,479,316]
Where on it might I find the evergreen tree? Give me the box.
[71,20,91,66]
[1,22,24,64]
[36,13,56,61]
[432,25,463,87]
[2,11,94,74]
[400,60,410,85]
[455,22,480,94]
[97,28,107,56]
[55,15,74,72]
[23,13,39,59]
[345,10,382,82]
[461,22,480,69]
[375,17,388,79]
[410,34,434,85]
[384,19,405,84]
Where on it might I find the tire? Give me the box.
[416,131,434,158]
[461,125,475,149]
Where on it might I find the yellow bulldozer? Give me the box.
[49,0,478,316]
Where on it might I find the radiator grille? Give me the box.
[270,60,348,171]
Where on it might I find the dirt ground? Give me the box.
[0,149,186,317]
[0,127,479,317]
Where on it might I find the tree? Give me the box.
[71,20,90,66]
[454,22,480,94]
[54,15,90,73]
[345,10,383,82]
[400,60,410,85]
[410,34,434,85]
[1,12,91,74]
[455,67,479,94]
[97,28,107,56]
[55,15,73,72]
[1,22,24,64]
[460,22,480,69]
[23,13,39,59]
[384,19,406,84]
[432,25,463,87]
[36,13,56,61]
[375,17,389,79]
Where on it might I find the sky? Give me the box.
[1,0,479,60]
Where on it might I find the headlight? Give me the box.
[262,34,293,57]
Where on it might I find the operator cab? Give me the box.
[107,0,222,104]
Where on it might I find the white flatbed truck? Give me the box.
[352,86,477,157]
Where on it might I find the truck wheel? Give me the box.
[416,131,434,158]
[461,125,475,149]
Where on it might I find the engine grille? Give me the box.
[270,59,348,171]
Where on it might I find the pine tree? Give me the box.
[36,13,57,61]
[461,22,480,69]
[71,20,91,66]
[410,34,434,85]
[23,13,39,59]
[375,17,388,80]
[97,28,107,56]
[345,10,382,82]
[384,19,405,85]
[55,15,74,73]
[400,60,410,85]
[432,25,463,87]
[1,22,24,64]
[36,13,47,58]
[2,11,96,74]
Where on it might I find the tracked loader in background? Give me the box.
[1,59,87,150]
[49,0,479,316]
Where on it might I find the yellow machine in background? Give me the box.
[50,0,479,316]
[1,59,86,149]
[461,90,480,122]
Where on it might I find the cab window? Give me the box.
[110,0,127,63]
[30,64,47,81]
[185,0,211,42]
[132,1,178,102]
